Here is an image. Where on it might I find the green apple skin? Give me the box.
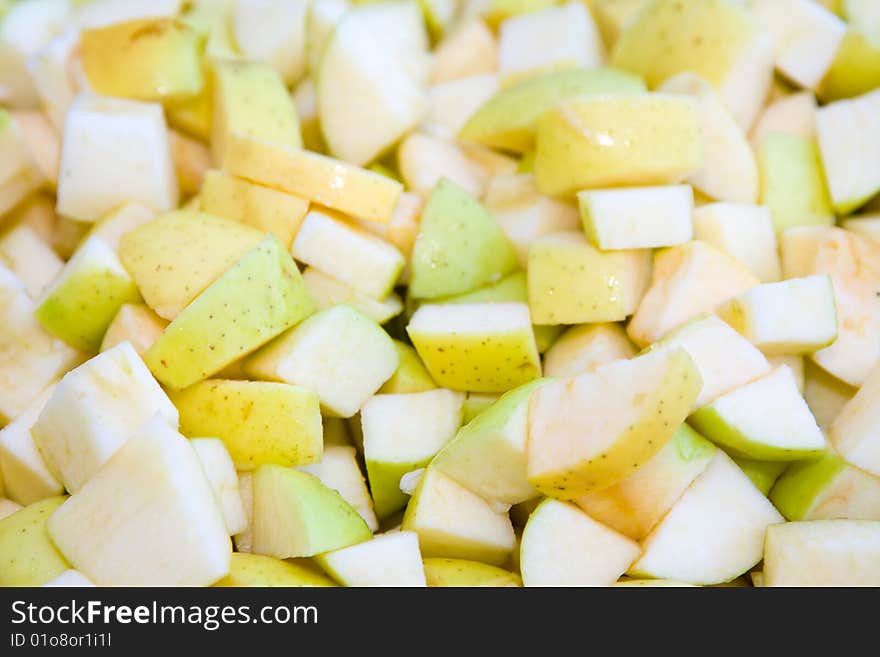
[0,496,70,586]
[818,29,880,102]
[214,553,335,587]
[422,558,522,587]
[733,458,789,495]
[378,341,437,394]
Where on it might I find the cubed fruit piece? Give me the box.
[401,466,516,565]
[119,210,267,321]
[804,359,856,431]
[768,356,805,393]
[378,341,436,394]
[299,444,378,531]
[0,224,64,299]
[629,451,783,585]
[252,464,372,559]
[460,394,499,424]
[425,74,499,138]
[733,458,789,496]
[100,303,167,355]
[0,496,69,587]
[81,17,205,103]
[215,553,334,587]
[578,185,693,250]
[497,2,603,83]
[528,348,701,498]
[542,323,636,378]
[34,236,141,352]
[398,132,489,199]
[0,387,62,506]
[718,275,837,355]
[145,235,315,390]
[0,266,84,424]
[750,0,845,91]
[690,365,826,461]
[315,531,426,587]
[302,267,402,325]
[211,59,301,164]
[830,363,880,477]
[433,379,548,507]
[32,342,177,493]
[763,520,880,586]
[234,472,254,554]
[431,18,496,83]
[659,73,758,203]
[459,67,644,154]
[815,89,880,214]
[646,314,771,409]
[591,0,648,48]
[483,173,580,266]
[222,134,403,224]
[292,210,404,301]
[200,170,310,248]
[191,438,247,535]
[750,91,817,147]
[407,302,541,393]
[818,28,880,102]
[47,417,231,586]
[757,133,834,232]
[410,178,518,299]
[770,452,880,521]
[611,0,774,129]
[534,93,702,197]
[843,215,880,244]
[692,203,781,282]
[520,499,641,587]
[246,305,398,417]
[28,29,79,132]
[231,0,310,86]
[528,232,650,325]
[362,389,463,519]
[43,570,94,587]
[576,424,716,540]
[87,203,156,253]
[172,380,321,471]
[56,94,178,222]
[0,110,43,216]
[627,240,760,347]
[423,558,521,587]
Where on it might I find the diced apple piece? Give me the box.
[215,552,335,587]
[750,0,845,91]
[576,424,716,540]
[578,185,693,250]
[145,235,315,389]
[191,437,247,535]
[763,520,880,586]
[100,303,167,355]
[423,557,521,587]
[43,569,94,587]
[173,379,321,470]
[302,267,402,325]
[534,93,702,197]
[407,302,541,393]
[401,466,516,565]
[305,0,349,76]
[0,223,63,298]
[830,362,880,478]
[692,203,781,283]
[252,464,372,559]
[379,340,436,394]
[199,170,309,248]
[28,28,79,132]
[0,386,62,506]
[0,496,69,586]
[818,28,880,102]
[211,59,301,164]
[299,444,378,531]
[528,348,701,497]
[733,458,789,496]
[80,17,204,103]
[362,389,463,518]
[56,94,178,222]
[767,355,805,393]
[398,132,489,199]
[315,531,426,587]
[47,417,231,586]
[87,202,156,253]
[497,2,603,82]
[292,210,404,301]
[0,110,44,216]
[804,359,856,432]
[222,134,403,224]
[520,499,640,587]
[245,304,393,417]
[750,91,817,147]
[425,75,498,139]
[528,232,650,325]
[543,323,636,378]
[431,18,497,83]
[611,0,774,130]
[11,110,60,188]
[32,341,178,493]
[815,88,880,214]
[842,214,880,244]
[231,0,309,86]
[234,472,253,553]
[628,241,760,347]
[629,451,783,585]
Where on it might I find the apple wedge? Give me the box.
[692,203,781,282]
[0,223,64,299]
[379,341,436,394]
[100,303,167,355]
[734,458,790,496]
[302,267,403,325]
[0,496,69,586]
[423,558,521,587]
[315,531,426,587]
[215,553,334,587]
[0,110,44,216]
[750,91,817,147]
[299,444,378,531]
[830,362,880,478]
[231,0,310,87]
[191,437,247,535]
[542,323,636,378]
[431,18,497,83]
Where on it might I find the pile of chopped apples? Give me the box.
[1,0,879,589]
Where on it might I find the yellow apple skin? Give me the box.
[378,341,437,394]
[0,496,70,587]
[214,553,335,587]
[534,94,702,197]
[819,29,880,102]
[422,558,522,587]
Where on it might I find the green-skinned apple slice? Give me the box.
[423,558,521,587]
[252,464,372,559]
[763,520,880,586]
[461,393,500,424]
[215,553,335,587]
[818,28,880,102]
[527,348,702,498]
[362,389,463,519]
[315,531,426,587]
[299,444,378,531]
[0,496,69,586]
[378,340,436,394]
[733,458,789,495]
[520,499,641,587]
[750,91,817,148]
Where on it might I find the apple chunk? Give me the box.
[215,553,334,587]
[47,417,231,586]
[315,531,426,587]
[542,323,636,378]
[298,444,378,532]
[830,362,880,478]
[520,499,641,587]
[527,348,701,498]
[692,203,781,283]
[423,558,521,587]
[302,267,403,325]
[191,438,247,535]
[0,496,70,587]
